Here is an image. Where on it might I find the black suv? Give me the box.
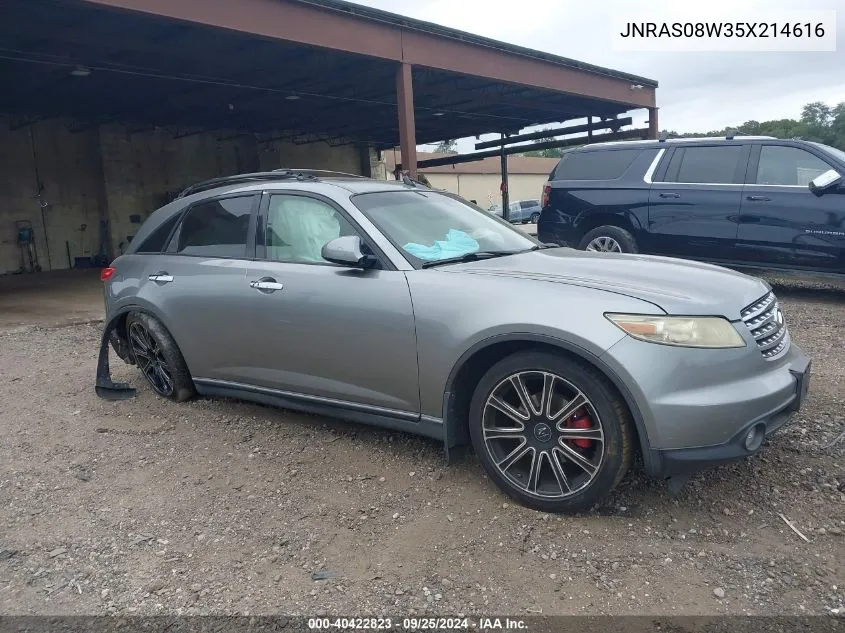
[537,136,845,276]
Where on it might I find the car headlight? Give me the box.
[605,314,746,348]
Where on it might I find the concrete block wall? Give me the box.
[0,119,367,272]
[99,125,263,256]
[0,121,104,274]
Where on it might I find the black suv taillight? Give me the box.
[541,183,551,208]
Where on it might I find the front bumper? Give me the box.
[657,354,809,477]
[601,334,811,478]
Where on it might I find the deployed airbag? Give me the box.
[403,229,480,261]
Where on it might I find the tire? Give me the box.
[125,311,195,402]
[529,212,540,224]
[578,225,638,254]
[468,351,633,514]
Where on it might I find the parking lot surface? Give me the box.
[0,271,843,616]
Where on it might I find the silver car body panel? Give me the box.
[104,177,809,475]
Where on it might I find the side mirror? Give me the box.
[321,235,376,268]
[809,169,843,196]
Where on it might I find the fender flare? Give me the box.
[95,309,137,400]
[441,332,660,475]
[94,305,165,400]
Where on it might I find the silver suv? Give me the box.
[95,170,811,514]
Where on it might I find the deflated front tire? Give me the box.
[125,311,196,402]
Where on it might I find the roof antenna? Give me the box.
[726,128,738,140]
[658,131,669,143]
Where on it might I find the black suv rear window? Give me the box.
[553,148,642,181]
[664,146,743,184]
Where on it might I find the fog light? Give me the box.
[744,424,765,451]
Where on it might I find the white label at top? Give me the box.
[611,10,837,52]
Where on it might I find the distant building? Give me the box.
[382,151,559,209]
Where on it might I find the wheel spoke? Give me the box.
[488,395,529,424]
[537,373,555,418]
[526,449,543,494]
[484,426,526,440]
[497,441,530,473]
[557,426,604,443]
[155,363,173,391]
[509,375,533,417]
[551,392,588,424]
[129,329,149,353]
[555,440,599,476]
[548,449,571,494]
[139,327,155,351]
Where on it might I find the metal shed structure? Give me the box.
[0,0,658,273]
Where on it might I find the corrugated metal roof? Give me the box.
[293,0,658,87]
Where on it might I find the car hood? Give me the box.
[444,248,770,319]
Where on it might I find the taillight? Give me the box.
[100,267,116,281]
[541,183,551,208]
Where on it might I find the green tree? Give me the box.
[659,101,845,150]
[433,139,458,154]
[520,128,570,157]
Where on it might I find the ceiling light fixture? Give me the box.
[285,95,300,101]
[432,112,445,116]
[70,65,91,77]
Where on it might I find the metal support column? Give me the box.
[396,62,417,178]
[500,133,510,221]
[647,107,659,140]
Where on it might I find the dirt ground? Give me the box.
[0,270,843,617]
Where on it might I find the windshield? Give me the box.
[809,141,845,165]
[351,190,537,266]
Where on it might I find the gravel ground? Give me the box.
[0,275,843,616]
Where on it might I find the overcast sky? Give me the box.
[349,0,844,152]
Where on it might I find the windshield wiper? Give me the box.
[420,250,520,268]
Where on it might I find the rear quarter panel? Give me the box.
[539,148,657,246]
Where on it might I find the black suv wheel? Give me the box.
[578,225,638,254]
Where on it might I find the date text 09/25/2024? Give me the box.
[306,617,529,630]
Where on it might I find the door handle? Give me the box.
[249,277,284,292]
[148,272,174,283]
[746,195,771,202]
[658,192,680,198]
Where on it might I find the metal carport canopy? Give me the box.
[1,0,658,175]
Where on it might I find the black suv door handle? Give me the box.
[746,195,771,202]
[658,192,680,199]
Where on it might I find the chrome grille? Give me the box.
[740,292,789,360]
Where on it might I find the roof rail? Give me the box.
[176,171,318,199]
[273,168,366,179]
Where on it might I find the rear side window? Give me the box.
[553,148,642,180]
[174,196,254,258]
[756,145,831,186]
[135,214,180,253]
[666,146,743,184]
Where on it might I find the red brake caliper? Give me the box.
[566,410,593,450]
